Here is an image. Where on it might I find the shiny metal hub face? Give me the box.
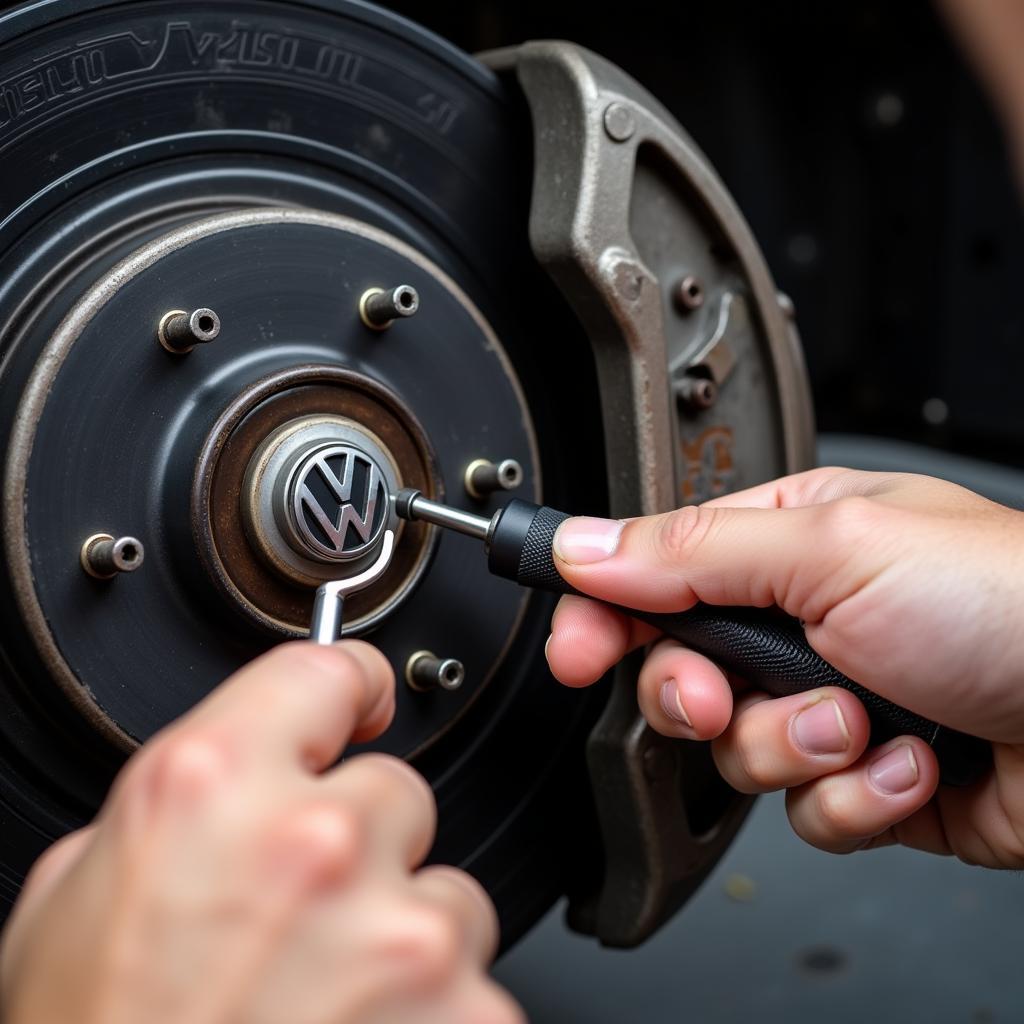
[242,416,402,586]
[195,363,440,639]
[289,444,388,561]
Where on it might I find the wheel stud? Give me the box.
[464,458,523,499]
[406,651,465,692]
[674,274,705,312]
[80,534,145,579]
[359,285,420,330]
[158,307,221,354]
[676,375,718,411]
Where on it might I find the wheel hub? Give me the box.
[5,207,537,751]
[246,419,396,569]
[0,0,617,949]
[196,362,440,637]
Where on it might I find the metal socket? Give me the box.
[80,534,145,579]
[359,285,420,329]
[159,308,221,354]
[464,457,524,499]
[406,651,465,692]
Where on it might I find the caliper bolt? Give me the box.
[359,285,420,330]
[676,376,718,411]
[603,101,636,142]
[674,275,705,312]
[464,457,524,500]
[158,307,221,354]
[406,651,465,692]
[80,533,145,579]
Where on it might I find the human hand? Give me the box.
[0,641,521,1024]
[546,468,1024,865]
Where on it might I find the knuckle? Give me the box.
[122,731,230,813]
[812,779,862,839]
[730,736,776,792]
[817,496,883,546]
[727,715,779,791]
[28,833,72,878]
[22,828,87,892]
[264,803,362,887]
[447,867,492,919]
[656,505,717,563]
[469,984,528,1024]
[387,905,463,991]
[348,753,435,811]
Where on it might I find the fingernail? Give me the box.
[659,680,692,727]
[869,744,919,795]
[553,517,624,564]
[792,699,850,755]
[544,635,553,663]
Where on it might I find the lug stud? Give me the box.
[359,285,420,330]
[159,307,221,354]
[674,275,705,312]
[81,533,145,579]
[406,651,465,692]
[464,458,524,500]
[676,375,718,411]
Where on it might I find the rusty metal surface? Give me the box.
[484,40,816,947]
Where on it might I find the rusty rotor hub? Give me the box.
[195,364,440,636]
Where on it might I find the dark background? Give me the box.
[390,0,1024,467]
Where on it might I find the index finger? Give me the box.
[178,640,395,771]
[546,594,659,687]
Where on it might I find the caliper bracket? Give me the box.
[483,41,814,947]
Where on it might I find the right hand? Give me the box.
[0,641,522,1024]
[547,468,1024,866]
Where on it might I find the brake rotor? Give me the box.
[0,0,813,950]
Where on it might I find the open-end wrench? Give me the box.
[309,531,396,645]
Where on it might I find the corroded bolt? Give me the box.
[80,534,145,579]
[674,275,704,312]
[676,376,718,411]
[159,308,221,354]
[359,285,420,330]
[406,651,465,692]
[464,458,524,500]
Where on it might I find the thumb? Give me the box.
[551,500,882,622]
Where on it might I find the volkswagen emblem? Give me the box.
[288,444,389,562]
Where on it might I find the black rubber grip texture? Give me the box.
[496,503,990,787]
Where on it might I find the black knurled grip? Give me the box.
[503,503,991,787]
[515,504,573,590]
